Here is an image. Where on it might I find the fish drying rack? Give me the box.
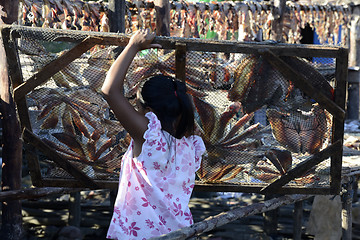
[1,24,348,195]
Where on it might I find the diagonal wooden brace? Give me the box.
[258,48,345,120]
[13,36,104,102]
[22,128,102,189]
[260,140,342,194]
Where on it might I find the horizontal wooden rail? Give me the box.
[0,187,83,201]
[1,25,344,58]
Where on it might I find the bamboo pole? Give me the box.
[150,194,312,240]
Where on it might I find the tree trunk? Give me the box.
[0,1,24,239]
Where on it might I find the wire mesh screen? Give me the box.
[17,29,127,181]
[10,26,343,192]
[191,53,335,187]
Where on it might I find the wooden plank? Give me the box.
[0,27,43,187]
[259,48,345,120]
[1,25,343,58]
[175,43,186,81]
[151,194,312,240]
[260,140,342,194]
[194,182,331,194]
[331,48,348,194]
[22,129,102,189]
[13,36,104,102]
[0,187,82,201]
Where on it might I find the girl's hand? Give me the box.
[128,29,162,51]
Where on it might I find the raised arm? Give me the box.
[101,29,161,151]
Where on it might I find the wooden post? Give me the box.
[0,0,18,24]
[349,6,360,67]
[108,0,126,33]
[0,1,24,239]
[154,0,170,37]
[270,0,286,42]
[331,48,348,195]
[175,43,186,81]
[68,192,81,227]
[1,25,43,187]
[263,194,278,237]
[348,6,360,119]
[293,200,303,240]
[347,67,360,119]
[342,177,354,240]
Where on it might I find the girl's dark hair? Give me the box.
[138,75,194,139]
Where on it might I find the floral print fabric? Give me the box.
[107,112,206,240]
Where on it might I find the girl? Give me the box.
[101,29,206,240]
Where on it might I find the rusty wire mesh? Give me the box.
[15,27,337,189]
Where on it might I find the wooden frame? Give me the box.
[1,24,348,195]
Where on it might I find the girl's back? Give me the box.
[107,112,205,239]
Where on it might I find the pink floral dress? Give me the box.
[107,112,206,240]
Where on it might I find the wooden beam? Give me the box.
[13,36,104,102]
[260,140,342,194]
[151,194,312,240]
[0,187,82,201]
[259,48,345,120]
[1,25,343,58]
[22,129,102,190]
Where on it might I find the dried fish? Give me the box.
[266,104,332,154]
[193,96,264,182]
